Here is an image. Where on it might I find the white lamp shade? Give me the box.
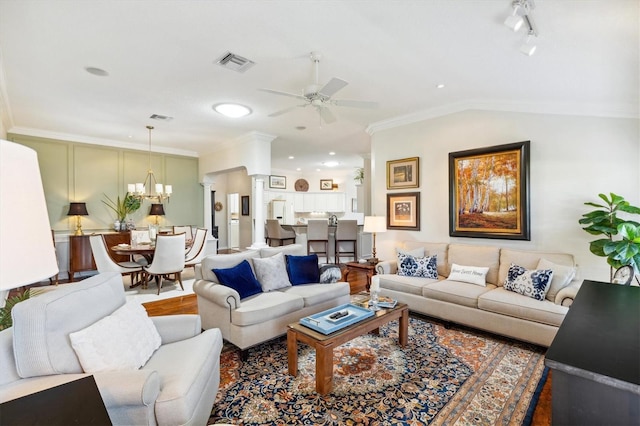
[0,140,58,290]
[363,216,387,233]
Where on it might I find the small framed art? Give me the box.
[269,175,286,189]
[387,157,419,190]
[387,192,420,230]
[320,179,333,190]
[241,195,250,216]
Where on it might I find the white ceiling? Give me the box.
[0,0,637,174]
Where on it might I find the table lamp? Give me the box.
[67,202,89,236]
[0,140,58,300]
[149,203,165,225]
[363,216,387,264]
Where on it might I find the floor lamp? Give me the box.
[0,140,58,306]
[363,216,387,264]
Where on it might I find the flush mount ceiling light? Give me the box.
[212,103,252,118]
[504,0,539,56]
[323,161,339,167]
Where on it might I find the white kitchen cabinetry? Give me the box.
[292,192,345,213]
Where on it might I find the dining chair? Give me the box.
[265,219,295,246]
[185,228,208,270]
[335,220,358,264]
[130,229,152,266]
[89,234,143,285]
[173,225,193,241]
[143,233,186,295]
[307,220,330,263]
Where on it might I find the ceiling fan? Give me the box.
[260,52,378,124]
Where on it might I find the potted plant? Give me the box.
[354,167,364,185]
[103,193,141,230]
[579,192,640,282]
[0,289,38,330]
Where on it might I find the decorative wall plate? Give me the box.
[295,179,309,192]
[214,201,223,211]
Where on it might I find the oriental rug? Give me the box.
[209,316,547,425]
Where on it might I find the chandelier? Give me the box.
[127,125,172,203]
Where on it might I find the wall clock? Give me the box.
[295,179,309,192]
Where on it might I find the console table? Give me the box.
[545,280,639,425]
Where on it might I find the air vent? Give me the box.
[149,114,173,121]
[216,51,255,73]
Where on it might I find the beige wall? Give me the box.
[371,109,639,283]
[9,134,203,233]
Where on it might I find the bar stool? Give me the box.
[307,220,330,263]
[265,219,295,246]
[335,220,358,264]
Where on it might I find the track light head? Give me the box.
[519,34,537,56]
[504,5,524,31]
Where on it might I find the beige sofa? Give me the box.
[194,244,351,351]
[0,272,223,426]
[374,242,580,347]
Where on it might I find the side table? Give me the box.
[344,261,378,291]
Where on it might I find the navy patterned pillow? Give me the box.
[503,263,554,301]
[397,253,438,279]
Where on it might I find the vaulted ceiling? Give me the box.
[0,0,637,174]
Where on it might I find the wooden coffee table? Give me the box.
[287,303,408,395]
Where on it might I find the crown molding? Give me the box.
[7,126,199,157]
[366,99,639,135]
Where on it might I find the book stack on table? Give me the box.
[351,292,398,309]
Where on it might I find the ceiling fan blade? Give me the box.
[318,106,337,124]
[259,88,307,101]
[331,99,379,109]
[269,104,307,117]
[318,78,348,98]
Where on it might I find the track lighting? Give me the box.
[504,6,524,32]
[519,33,537,56]
[504,0,539,56]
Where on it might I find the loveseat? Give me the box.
[0,272,223,426]
[374,241,580,347]
[194,244,350,351]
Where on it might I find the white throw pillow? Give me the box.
[448,263,490,286]
[537,258,576,302]
[396,246,425,259]
[69,302,161,373]
[252,252,292,291]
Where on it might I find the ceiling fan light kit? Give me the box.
[505,0,539,56]
[260,51,378,124]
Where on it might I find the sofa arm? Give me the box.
[150,315,201,344]
[195,264,203,280]
[555,280,582,307]
[376,260,397,275]
[193,279,241,309]
[94,369,160,407]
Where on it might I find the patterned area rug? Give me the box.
[209,316,546,425]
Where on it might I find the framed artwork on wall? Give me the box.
[269,175,286,189]
[387,157,419,190]
[241,195,250,216]
[449,141,530,240]
[320,179,333,190]
[387,192,420,230]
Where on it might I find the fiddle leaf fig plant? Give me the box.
[579,192,640,281]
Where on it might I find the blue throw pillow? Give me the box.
[212,260,263,299]
[286,254,320,285]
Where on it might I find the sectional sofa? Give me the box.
[194,244,350,351]
[374,241,580,347]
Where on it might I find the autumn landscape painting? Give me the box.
[449,141,530,240]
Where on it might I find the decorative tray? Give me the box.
[299,303,375,335]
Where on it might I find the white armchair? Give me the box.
[0,272,223,425]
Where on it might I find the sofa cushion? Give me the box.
[397,253,438,279]
[12,272,125,378]
[201,250,259,283]
[281,282,350,307]
[537,258,577,302]
[260,243,306,258]
[252,252,291,292]
[498,249,575,287]
[403,241,449,276]
[448,263,490,286]
[478,288,569,327]
[286,254,320,285]
[213,260,263,299]
[231,292,304,326]
[396,246,424,258]
[69,301,161,373]
[377,274,438,295]
[448,244,500,285]
[423,280,496,308]
[503,263,553,301]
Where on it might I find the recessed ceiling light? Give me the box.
[329,151,336,156]
[296,168,301,171]
[316,168,321,172]
[436,83,445,89]
[85,67,109,77]
[288,156,294,160]
[323,161,339,167]
[212,103,252,118]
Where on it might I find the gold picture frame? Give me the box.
[320,179,333,190]
[387,157,419,189]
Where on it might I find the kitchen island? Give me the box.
[281,224,371,264]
